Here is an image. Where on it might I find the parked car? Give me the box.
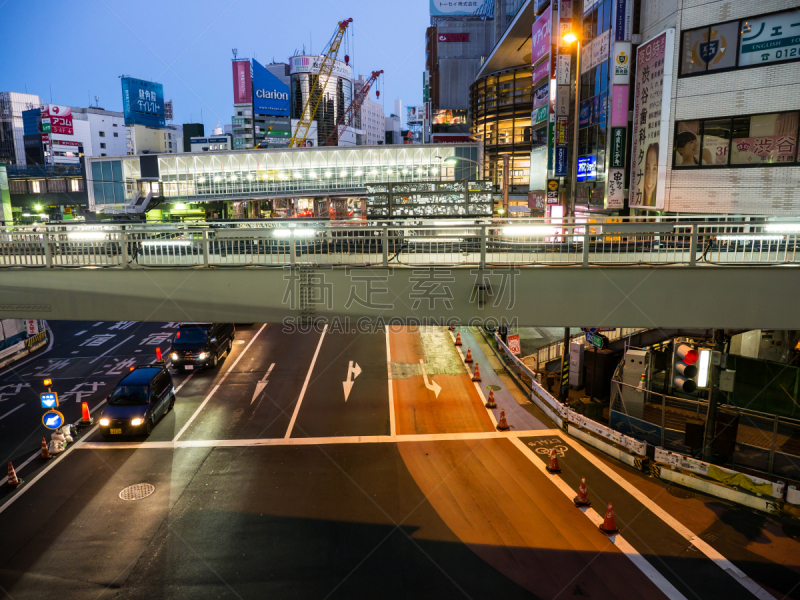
[99,365,175,438]
[169,322,235,372]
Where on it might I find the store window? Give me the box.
[674,111,800,167]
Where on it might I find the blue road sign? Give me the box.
[585,332,604,348]
[40,392,59,409]
[42,410,65,430]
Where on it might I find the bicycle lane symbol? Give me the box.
[534,445,568,458]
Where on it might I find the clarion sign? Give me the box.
[255,89,289,100]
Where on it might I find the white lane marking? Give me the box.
[92,322,103,327]
[0,404,24,422]
[251,363,275,404]
[71,351,79,355]
[74,330,87,337]
[473,383,498,427]
[174,372,195,394]
[509,437,687,600]
[284,324,328,439]
[342,361,361,402]
[386,329,396,437]
[419,359,442,398]
[88,335,135,364]
[78,429,564,450]
[173,324,267,442]
[562,433,776,600]
[134,350,141,353]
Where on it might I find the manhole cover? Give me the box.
[783,522,800,541]
[234,340,246,345]
[666,485,695,500]
[119,483,155,501]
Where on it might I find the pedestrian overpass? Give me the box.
[2,216,799,328]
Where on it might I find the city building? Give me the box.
[77,106,127,157]
[22,105,91,166]
[354,75,384,146]
[126,124,181,155]
[4,164,87,222]
[190,133,233,152]
[290,54,354,146]
[0,92,43,165]
[385,114,402,145]
[231,59,292,150]
[182,123,204,152]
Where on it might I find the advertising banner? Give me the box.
[252,60,290,116]
[430,0,494,17]
[438,33,469,42]
[581,29,611,74]
[53,140,79,147]
[554,147,568,177]
[556,54,571,85]
[547,189,560,205]
[611,84,628,126]
[610,127,626,167]
[556,86,570,116]
[630,29,675,209]
[531,9,552,65]
[607,168,625,209]
[533,61,551,84]
[534,105,549,125]
[232,60,252,105]
[407,106,425,125]
[614,0,633,42]
[528,191,546,210]
[730,113,799,164]
[533,82,550,109]
[556,117,568,145]
[42,105,73,135]
[612,42,631,84]
[290,56,352,79]
[739,9,800,67]
[580,98,592,127]
[121,77,165,128]
[41,118,51,134]
[507,334,521,355]
[577,156,596,181]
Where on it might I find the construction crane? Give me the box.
[325,69,383,146]
[289,18,353,148]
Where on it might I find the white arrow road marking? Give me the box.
[343,361,362,402]
[419,360,441,398]
[252,363,276,404]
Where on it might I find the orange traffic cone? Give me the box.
[449,324,455,331]
[156,347,163,363]
[465,348,473,363]
[496,409,510,431]
[546,448,562,474]
[599,503,620,536]
[574,477,591,507]
[485,389,497,408]
[40,437,51,460]
[80,401,93,426]
[455,333,462,346]
[7,462,21,486]
[472,364,482,382]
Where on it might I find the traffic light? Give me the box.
[673,344,699,393]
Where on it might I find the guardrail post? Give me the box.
[690,225,698,267]
[480,225,487,269]
[120,231,128,268]
[768,415,779,475]
[290,238,297,265]
[43,234,52,268]
[582,229,590,267]
[382,225,389,267]
[202,231,210,267]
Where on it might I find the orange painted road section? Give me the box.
[389,327,494,435]
[399,438,668,599]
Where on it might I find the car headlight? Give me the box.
[198,352,209,360]
[170,352,179,361]
[131,418,144,426]
[100,418,110,426]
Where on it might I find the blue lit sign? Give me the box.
[40,392,59,409]
[42,409,65,430]
[121,77,165,128]
[252,60,290,117]
[577,156,597,182]
[554,147,568,177]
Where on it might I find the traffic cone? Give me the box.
[40,437,51,460]
[472,364,482,382]
[599,503,620,536]
[574,477,591,507]
[80,401,93,426]
[156,347,163,363]
[496,409,510,431]
[485,389,497,408]
[465,348,473,363]
[455,333,462,346]
[449,324,455,331]
[7,462,21,487]
[546,448,562,474]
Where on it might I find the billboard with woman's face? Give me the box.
[629,30,675,209]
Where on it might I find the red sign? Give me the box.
[232,60,252,105]
[430,134,473,143]
[531,8,552,65]
[528,192,545,210]
[507,334,521,355]
[53,139,79,147]
[438,33,470,42]
[42,104,73,135]
[41,134,50,146]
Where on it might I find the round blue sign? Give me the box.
[42,409,65,430]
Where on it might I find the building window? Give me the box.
[70,179,80,192]
[113,132,118,137]
[101,153,106,156]
[679,9,800,77]
[99,131,105,137]
[113,123,118,127]
[168,133,172,139]
[169,142,172,148]
[674,111,800,168]
[100,142,106,149]
[31,181,42,193]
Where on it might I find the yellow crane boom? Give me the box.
[289,18,353,148]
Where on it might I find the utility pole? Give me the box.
[559,327,570,400]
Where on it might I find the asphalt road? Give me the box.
[0,322,798,600]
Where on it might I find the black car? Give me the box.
[169,322,235,372]
[99,365,175,438]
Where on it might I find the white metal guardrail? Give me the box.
[2,217,799,269]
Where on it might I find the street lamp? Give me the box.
[561,31,581,218]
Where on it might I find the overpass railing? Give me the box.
[2,217,799,269]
